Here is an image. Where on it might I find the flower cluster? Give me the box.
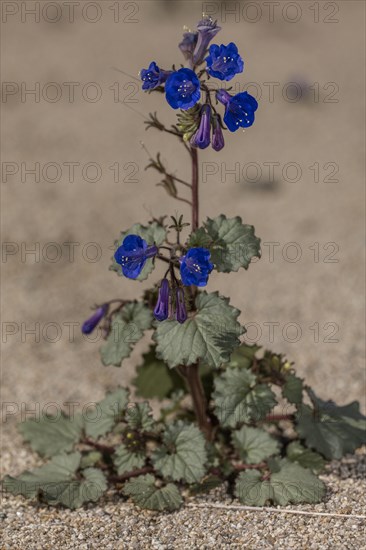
[112,235,213,322]
[139,15,258,149]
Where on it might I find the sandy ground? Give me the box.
[1,0,365,547]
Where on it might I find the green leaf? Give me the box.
[187,227,212,249]
[282,373,303,404]
[202,215,261,272]
[152,422,207,483]
[110,222,166,281]
[80,451,102,469]
[235,459,325,506]
[286,441,326,474]
[232,426,279,464]
[3,452,107,509]
[101,303,152,367]
[227,343,260,369]
[19,413,83,458]
[113,444,145,475]
[123,474,183,511]
[154,291,244,369]
[133,347,186,400]
[84,388,129,439]
[296,388,366,459]
[213,367,277,428]
[125,402,155,432]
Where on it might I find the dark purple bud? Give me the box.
[154,279,170,322]
[179,29,198,63]
[175,288,187,324]
[82,304,108,335]
[212,115,225,152]
[193,16,221,65]
[191,104,211,149]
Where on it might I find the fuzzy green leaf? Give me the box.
[187,227,212,249]
[232,426,279,464]
[133,347,186,400]
[113,444,145,475]
[235,459,325,506]
[296,389,366,459]
[110,222,166,281]
[3,452,107,509]
[286,441,326,474]
[227,343,260,369]
[101,303,152,367]
[152,422,207,483]
[123,474,183,511]
[213,367,277,428]
[202,215,261,272]
[125,402,155,432]
[282,373,303,404]
[84,388,129,439]
[19,413,83,458]
[154,291,244,369]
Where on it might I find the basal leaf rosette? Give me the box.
[188,215,261,272]
[110,222,166,282]
[3,452,107,509]
[153,291,245,369]
[234,458,325,506]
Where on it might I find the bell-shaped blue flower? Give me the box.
[180,247,214,287]
[175,288,187,324]
[205,43,244,81]
[114,235,158,279]
[82,304,108,335]
[191,104,211,149]
[165,68,201,110]
[179,30,198,62]
[140,62,171,91]
[193,16,221,65]
[212,114,225,151]
[154,279,170,321]
[216,89,258,132]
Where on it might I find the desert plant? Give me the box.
[4,16,365,512]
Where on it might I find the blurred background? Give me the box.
[1,0,365,435]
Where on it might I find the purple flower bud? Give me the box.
[175,288,187,324]
[193,16,221,65]
[82,304,108,335]
[191,104,211,149]
[154,279,170,322]
[212,115,225,152]
[179,30,198,63]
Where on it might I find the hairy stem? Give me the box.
[178,364,213,441]
[191,147,199,231]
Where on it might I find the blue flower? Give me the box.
[165,68,201,110]
[212,114,225,151]
[216,89,258,132]
[82,304,108,335]
[180,247,213,287]
[179,30,198,61]
[114,235,158,279]
[205,43,244,81]
[175,288,187,323]
[154,278,170,321]
[140,62,170,91]
[193,16,221,65]
[191,104,211,149]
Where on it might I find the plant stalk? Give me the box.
[178,364,213,441]
[191,147,199,231]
